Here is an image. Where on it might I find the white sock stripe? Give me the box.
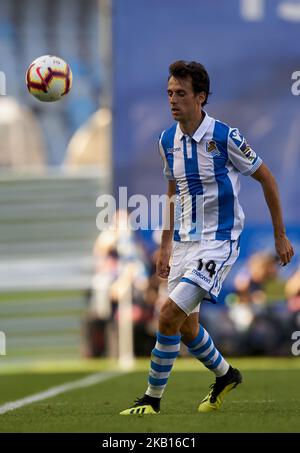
[146,385,164,398]
[195,340,215,359]
[188,325,230,378]
[155,342,180,353]
[151,356,175,366]
[214,359,230,377]
[147,339,180,399]
[203,349,219,366]
[149,369,171,380]
[189,329,209,351]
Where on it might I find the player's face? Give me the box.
[167,76,205,122]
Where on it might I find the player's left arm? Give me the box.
[251,162,294,266]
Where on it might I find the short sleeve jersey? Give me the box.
[158,112,262,241]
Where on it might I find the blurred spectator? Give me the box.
[84,231,298,358]
[84,210,154,357]
[64,108,112,175]
[233,252,286,305]
[219,251,294,356]
[285,266,300,313]
[226,252,283,340]
[0,97,46,168]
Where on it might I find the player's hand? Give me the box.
[275,234,294,266]
[156,248,171,279]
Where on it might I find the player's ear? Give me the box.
[197,91,206,106]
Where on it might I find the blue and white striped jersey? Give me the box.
[158,112,262,242]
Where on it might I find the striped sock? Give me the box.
[145,331,181,399]
[187,325,229,377]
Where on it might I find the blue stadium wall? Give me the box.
[112,0,300,276]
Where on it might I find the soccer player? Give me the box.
[120,60,294,415]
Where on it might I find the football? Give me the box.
[26,55,72,102]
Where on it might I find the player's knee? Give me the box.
[180,325,199,345]
[159,298,185,334]
[180,313,199,345]
[159,303,174,332]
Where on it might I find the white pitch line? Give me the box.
[0,371,122,415]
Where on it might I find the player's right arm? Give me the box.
[156,180,176,279]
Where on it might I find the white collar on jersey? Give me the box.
[177,110,213,143]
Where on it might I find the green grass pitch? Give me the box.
[0,357,299,433]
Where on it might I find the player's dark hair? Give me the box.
[168,60,211,106]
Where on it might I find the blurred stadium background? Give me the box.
[0,0,299,370]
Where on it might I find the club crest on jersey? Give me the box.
[229,129,244,147]
[205,140,221,157]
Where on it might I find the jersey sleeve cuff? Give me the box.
[242,157,263,176]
